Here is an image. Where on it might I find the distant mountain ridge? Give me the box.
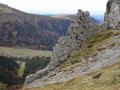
[52,14,100,24]
[92,15,104,22]
[52,14,75,20]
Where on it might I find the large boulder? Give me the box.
[105,0,120,29]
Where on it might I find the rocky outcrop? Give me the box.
[50,10,90,70]
[105,0,120,29]
[49,10,107,71]
[24,10,107,88]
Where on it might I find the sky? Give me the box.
[0,0,108,15]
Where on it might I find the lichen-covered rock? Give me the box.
[24,10,107,88]
[105,0,120,29]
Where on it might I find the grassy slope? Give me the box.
[18,62,26,77]
[60,30,115,68]
[23,30,120,90]
[24,61,120,90]
[0,46,52,58]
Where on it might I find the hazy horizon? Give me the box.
[0,0,108,16]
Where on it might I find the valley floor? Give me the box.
[0,46,52,58]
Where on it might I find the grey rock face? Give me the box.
[24,10,107,88]
[105,0,120,29]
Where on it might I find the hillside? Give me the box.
[0,3,101,50]
[24,28,120,89]
[23,4,120,88]
[52,14,100,23]
[24,61,120,90]
[0,3,71,50]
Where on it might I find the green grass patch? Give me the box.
[18,61,26,77]
[0,46,52,58]
[86,30,113,48]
